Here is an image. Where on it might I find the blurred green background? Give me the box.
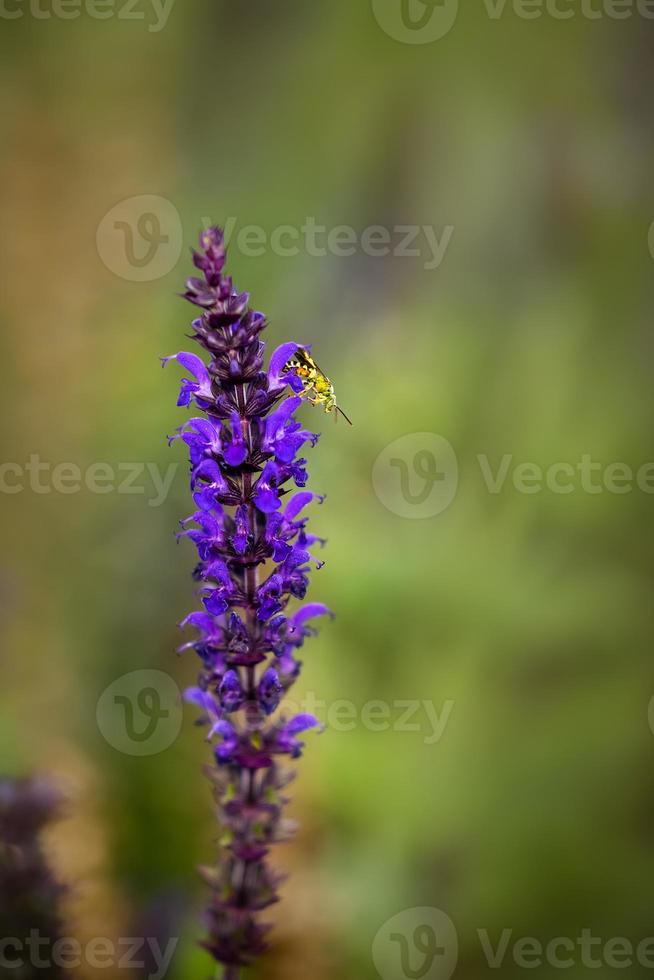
[1,2,654,978]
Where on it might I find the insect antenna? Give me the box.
[336,406,353,426]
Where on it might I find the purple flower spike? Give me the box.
[164,227,334,976]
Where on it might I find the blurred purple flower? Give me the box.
[0,777,67,977]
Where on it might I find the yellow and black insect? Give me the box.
[284,347,352,425]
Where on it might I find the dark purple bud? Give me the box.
[219,670,245,713]
[258,668,282,716]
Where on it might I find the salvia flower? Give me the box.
[165,227,334,976]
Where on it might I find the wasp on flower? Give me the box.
[283,346,353,425]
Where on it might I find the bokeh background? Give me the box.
[1,2,654,978]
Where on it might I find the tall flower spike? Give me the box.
[165,227,334,977]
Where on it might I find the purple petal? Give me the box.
[203,591,228,616]
[254,487,281,513]
[285,713,320,735]
[191,459,227,492]
[266,397,302,440]
[258,667,282,715]
[179,611,220,636]
[290,603,334,631]
[162,351,213,399]
[268,342,302,390]
[183,686,211,709]
[219,670,245,712]
[214,721,238,763]
[284,492,318,521]
[224,442,247,467]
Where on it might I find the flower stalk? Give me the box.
[164,228,331,975]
